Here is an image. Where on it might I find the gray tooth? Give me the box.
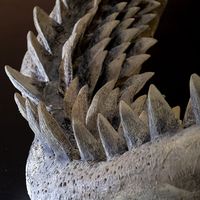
[190,73,200,125]
[97,114,127,160]
[14,93,27,120]
[147,85,180,140]
[27,31,50,82]
[33,6,59,53]
[119,101,149,150]
[72,119,105,161]
[5,65,43,104]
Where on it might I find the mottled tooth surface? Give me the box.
[183,98,196,128]
[172,106,181,120]
[64,77,79,119]
[190,74,200,125]
[106,54,126,82]
[5,65,43,103]
[133,37,157,54]
[86,80,115,137]
[27,31,50,82]
[131,95,147,116]
[33,6,59,53]
[124,7,140,19]
[120,101,149,150]
[72,120,104,161]
[97,114,127,159]
[135,14,157,26]
[120,54,151,77]
[117,28,139,43]
[147,85,180,140]
[38,102,74,161]
[138,1,161,15]
[14,93,27,119]
[72,85,88,124]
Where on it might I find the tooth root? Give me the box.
[119,101,149,150]
[124,7,140,19]
[88,50,108,94]
[190,73,200,125]
[133,37,157,55]
[14,93,27,119]
[183,98,196,128]
[117,28,139,43]
[33,6,59,53]
[147,85,180,140]
[5,65,43,104]
[72,85,89,124]
[97,114,127,159]
[27,31,50,82]
[106,54,126,82]
[134,14,157,26]
[131,95,147,116]
[86,80,115,137]
[120,72,154,104]
[72,119,105,161]
[120,54,151,77]
[138,1,161,15]
[64,77,79,120]
[38,102,75,161]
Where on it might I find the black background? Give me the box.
[0,1,200,199]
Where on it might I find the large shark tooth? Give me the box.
[97,114,127,159]
[119,101,149,149]
[147,85,180,139]
[5,65,43,103]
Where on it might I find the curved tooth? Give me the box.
[72,85,88,124]
[119,101,149,150]
[139,110,148,127]
[27,31,50,82]
[134,14,157,26]
[64,77,79,119]
[120,54,151,77]
[183,98,196,128]
[129,0,142,7]
[115,18,135,32]
[117,28,139,43]
[138,1,161,15]
[38,102,74,161]
[72,119,105,161]
[120,72,154,104]
[14,93,27,119]
[147,85,180,140]
[106,54,126,82]
[124,7,140,19]
[115,2,128,12]
[86,80,115,137]
[5,65,43,104]
[97,114,127,159]
[133,37,157,54]
[105,12,119,22]
[33,6,59,53]
[131,95,147,116]
[190,73,200,125]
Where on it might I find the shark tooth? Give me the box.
[119,101,149,150]
[131,95,147,116]
[5,65,43,103]
[190,73,200,125]
[172,106,181,120]
[115,2,128,12]
[139,110,148,127]
[33,6,59,53]
[14,93,27,120]
[27,31,50,82]
[105,12,119,22]
[97,114,127,159]
[124,7,140,19]
[116,18,135,32]
[147,85,180,139]
[72,119,105,161]
[134,13,157,26]
[138,1,161,15]
[117,28,140,43]
[38,102,74,161]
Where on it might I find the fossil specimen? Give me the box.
[5,0,200,199]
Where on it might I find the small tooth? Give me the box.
[190,74,200,125]
[129,0,143,7]
[38,102,74,161]
[147,85,180,140]
[183,98,196,128]
[116,18,135,32]
[117,28,140,43]
[131,95,147,116]
[133,37,157,55]
[14,93,27,119]
[106,54,126,82]
[115,2,127,12]
[33,6,59,53]
[124,7,140,19]
[120,72,154,104]
[27,31,50,82]
[97,114,127,159]
[105,12,119,22]
[172,106,181,120]
[5,65,43,104]
[119,101,149,150]
[72,119,105,161]
[72,85,88,124]
[139,110,148,127]
[64,77,79,120]
[86,80,115,137]
[120,54,151,77]
[138,1,161,15]
[134,14,157,26]
[88,50,108,94]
